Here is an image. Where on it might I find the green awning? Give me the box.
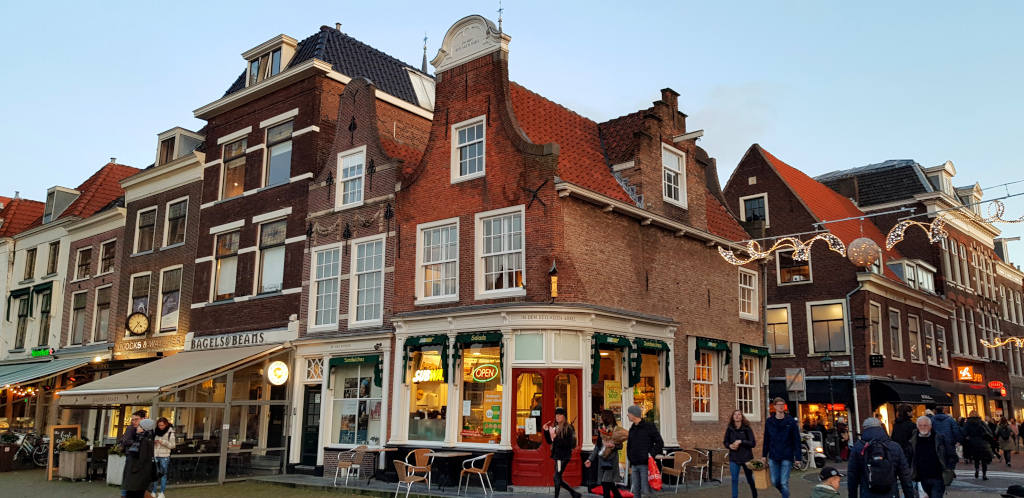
[635,338,670,351]
[32,281,53,294]
[592,334,631,385]
[6,287,31,321]
[740,344,772,369]
[452,332,503,380]
[631,338,672,388]
[403,335,449,384]
[696,337,731,365]
[328,354,383,388]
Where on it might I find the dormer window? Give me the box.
[249,49,282,86]
[159,137,176,165]
[42,187,80,224]
[43,191,54,223]
[155,127,203,166]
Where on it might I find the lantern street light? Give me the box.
[820,355,838,463]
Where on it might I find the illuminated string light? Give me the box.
[718,233,846,265]
[980,336,1024,348]
[885,217,948,250]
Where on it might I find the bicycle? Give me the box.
[12,432,49,467]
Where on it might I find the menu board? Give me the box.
[47,425,81,481]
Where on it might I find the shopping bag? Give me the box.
[647,456,662,491]
[753,468,770,489]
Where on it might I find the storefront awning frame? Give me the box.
[740,344,772,369]
[591,333,632,385]
[870,379,953,408]
[631,338,672,388]
[328,354,383,388]
[0,357,91,388]
[452,332,503,380]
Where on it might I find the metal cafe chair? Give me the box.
[334,445,368,486]
[394,460,428,498]
[458,452,494,496]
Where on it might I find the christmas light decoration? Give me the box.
[847,237,882,268]
[980,200,1024,224]
[980,336,1024,348]
[718,233,846,265]
[885,217,948,250]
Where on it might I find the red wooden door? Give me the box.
[511,368,583,487]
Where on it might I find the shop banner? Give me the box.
[593,334,631,384]
[633,338,672,388]
[452,332,503,375]
[328,354,383,388]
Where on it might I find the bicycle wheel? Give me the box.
[793,445,809,470]
[32,446,48,467]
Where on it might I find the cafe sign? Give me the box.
[471,364,499,383]
[957,365,983,383]
[412,368,444,383]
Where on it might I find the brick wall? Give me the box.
[60,225,124,347]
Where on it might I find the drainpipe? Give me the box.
[846,283,863,437]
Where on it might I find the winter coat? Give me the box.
[812,484,841,498]
[928,413,962,459]
[122,433,156,491]
[963,416,994,463]
[890,415,916,452]
[723,424,756,464]
[996,423,1014,451]
[153,427,175,458]
[847,426,916,498]
[762,414,801,462]
[908,431,948,481]
[588,425,626,483]
[626,419,664,467]
[543,424,577,462]
[117,424,140,453]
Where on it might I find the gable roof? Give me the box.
[815,159,932,207]
[598,109,648,165]
[756,146,903,278]
[706,192,750,242]
[0,196,10,208]
[224,26,430,108]
[24,163,140,231]
[509,83,634,204]
[0,198,45,238]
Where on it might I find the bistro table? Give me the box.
[425,451,473,491]
[362,448,399,484]
[695,448,728,484]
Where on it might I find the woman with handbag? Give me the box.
[585,410,629,498]
[544,407,582,498]
[724,410,758,498]
[123,419,157,498]
[150,417,175,498]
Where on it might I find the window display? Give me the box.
[460,344,502,443]
[408,347,448,441]
[634,353,661,428]
[331,359,383,445]
[591,349,624,444]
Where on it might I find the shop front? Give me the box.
[1013,386,1024,420]
[0,355,94,433]
[59,341,294,485]
[770,378,854,430]
[869,379,952,430]
[949,361,994,419]
[390,306,677,492]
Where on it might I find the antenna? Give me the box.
[498,0,504,32]
[421,31,428,73]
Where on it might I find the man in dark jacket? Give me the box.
[118,410,147,498]
[762,398,801,498]
[626,405,663,498]
[890,404,916,453]
[848,417,916,498]
[910,416,949,498]
[928,406,962,469]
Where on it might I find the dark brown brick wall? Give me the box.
[61,225,125,347]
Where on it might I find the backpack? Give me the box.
[860,439,895,494]
[998,426,1011,441]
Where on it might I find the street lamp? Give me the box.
[820,355,838,463]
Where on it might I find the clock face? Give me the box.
[126,312,149,336]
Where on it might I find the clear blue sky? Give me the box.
[3,1,1023,257]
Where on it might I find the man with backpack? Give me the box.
[928,406,962,470]
[848,417,916,498]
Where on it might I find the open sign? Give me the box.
[472,364,499,382]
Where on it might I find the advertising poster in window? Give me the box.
[344,378,358,399]
[369,400,381,421]
[604,380,622,419]
[483,390,502,440]
[161,291,179,331]
[359,377,372,398]
[338,399,359,444]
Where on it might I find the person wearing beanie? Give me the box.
[848,417,915,498]
[761,398,800,498]
[812,466,844,498]
[123,419,157,498]
[626,404,663,498]
[543,407,581,498]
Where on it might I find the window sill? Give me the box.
[18,279,34,285]
[308,324,339,333]
[451,171,486,184]
[70,277,90,284]
[890,356,906,362]
[251,291,284,300]
[258,182,289,194]
[778,280,812,286]
[415,296,459,306]
[96,271,115,277]
[42,273,58,280]
[663,197,688,210]
[348,320,384,330]
[807,352,848,357]
[131,250,155,258]
[739,314,758,322]
[770,353,796,358]
[7,349,25,354]
[334,201,365,213]
[474,287,527,301]
[160,242,186,251]
[690,414,718,422]
[206,298,237,307]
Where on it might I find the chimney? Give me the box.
[14,191,19,199]
[110,157,117,164]
[834,177,859,206]
[335,23,341,30]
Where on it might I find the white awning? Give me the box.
[58,344,282,407]
[0,358,91,388]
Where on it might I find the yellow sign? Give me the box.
[413,368,445,383]
[267,361,289,385]
[605,380,622,420]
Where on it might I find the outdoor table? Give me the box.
[695,448,728,484]
[425,451,472,491]
[363,448,399,484]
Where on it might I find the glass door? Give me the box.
[512,369,582,487]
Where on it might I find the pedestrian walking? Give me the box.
[910,416,950,498]
[543,407,581,498]
[585,410,628,498]
[996,417,1013,467]
[927,406,962,470]
[963,411,994,480]
[724,410,757,498]
[118,409,147,498]
[761,398,800,498]
[812,467,843,498]
[123,418,157,498]
[847,417,915,498]
[626,404,663,498]
[890,404,916,453]
[1010,418,1019,454]
[989,417,1002,462]
[151,417,175,498]
[835,417,849,462]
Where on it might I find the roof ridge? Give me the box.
[323,25,430,77]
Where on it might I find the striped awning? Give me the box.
[0,357,91,387]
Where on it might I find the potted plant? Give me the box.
[57,437,89,481]
[107,444,126,486]
[0,432,18,472]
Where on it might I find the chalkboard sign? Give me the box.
[47,425,80,481]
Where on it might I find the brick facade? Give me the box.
[61,222,124,348]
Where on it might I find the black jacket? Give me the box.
[847,426,916,498]
[908,430,948,481]
[964,416,994,463]
[723,424,756,463]
[543,424,577,461]
[890,415,916,452]
[122,433,156,491]
[626,419,664,466]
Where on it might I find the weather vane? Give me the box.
[498,0,504,31]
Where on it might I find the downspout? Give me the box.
[846,283,863,438]
[762,259,770,417]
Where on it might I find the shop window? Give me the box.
[958,393,985,419]
[258,220,287,293]
[351,239,384,325]
[331,360,383,445]
[106,405,153,439]
[71,291,88,345]
[265,121,293,187]
[778,249,810,284]
[459,344,502,444]
[692,352,715,418]
[215,231,240,300]
[131,274,151,315]
[14,298,28,349]
[312,248,340,327]
[591,349,625,444]
[93,287,111,343]
[809,302,846,354]
[635,352,662,429]
[222,139,247,200]
[869,302,883,356]
[515,333,543,361]
[159,268,181,332]
[38,291,52,347]
[908,315,922,362]
[408,346,448,441]
[766,306,791,354]
[737,357,758,417]
[739,268,758,320]
[228,405,263,448]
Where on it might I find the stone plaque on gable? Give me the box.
[431,15,510,74]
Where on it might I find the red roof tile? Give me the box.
[0,198,45,238]
[706,192,749,242]
[0,196,10,207]
[598,109,648,165]
[381,138,424,172]
[757,146,903,278]
[509,83,634,204]
[62,163,140,220]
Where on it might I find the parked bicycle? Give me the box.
[12,431,49,467]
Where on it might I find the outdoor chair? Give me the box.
[87,446,108,481]
[405,448,433,489]
[334,445,368,486]
[458,452,494,496]
[660,451,690,492]
[394,460,427,498]
[683,449,709,486]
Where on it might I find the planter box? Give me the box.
[58,451,88,480]
[0,444,17,472]
[107,455,125,486]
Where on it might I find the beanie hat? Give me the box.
[140,419,156,431]
[627,405,643,418]
[863,417,882,429]
[554,407,567,416]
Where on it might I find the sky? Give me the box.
[2,1,1023,256]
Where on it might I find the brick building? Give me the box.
[815,159,1024,421]
[387,15,762,491]
[724,146,955,439]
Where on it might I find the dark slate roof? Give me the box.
[223,26,431,107]
[814,159,932,207]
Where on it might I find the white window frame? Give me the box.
[211,231,240,302]
[691,350,718,421]
[474,205,526,301]
[766,304,793,355]
[738,193,769,226]
[134,206,158,254]
[156,265,184,335]
[348,234,386,328]
[923,320,937,366]
[92,284,113,343]
[889,308,904,361]
[254,218,288,295]
[70,290,89,346]
[661,143,687,208]
[450,115,486,183]
[335,145,367,210]
[736,355,760,421]
[738,267,758,320]
[935,324,948,367]
[73,246,93,281]
[776,249,812,285]
[263,120,294,188]
[220,138,248,201]
[869,301,884,356]
[308,243,343,332]
[415,217,460,305]
[904,262,917,289]
[127,271,153,322]
[98,238,117,275]
[907,314,923,363]
[162,196,189,247]
[806,299,849,355]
